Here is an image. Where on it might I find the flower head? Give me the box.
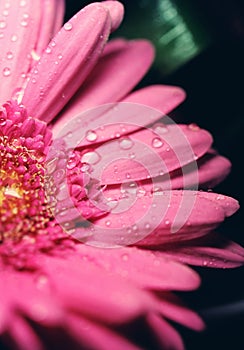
[0,1,244,349]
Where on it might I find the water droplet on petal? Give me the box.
[82,150,101,165]
[119,137,134,150]
[188,123,200,131]
[216,194,225,200]
[20,19,28,27]
[105,220,111,227]
[45,47,52,54]
[121,254,129,261]
[3,10,9,16]
[35,274,49,289]
[80,162,91,173]
[152,137,163,148]
[0,20,7,29]
[153,123,168,134]
[85,130,97,142]
[6,51,13,59]
[11,34,18,42]
[64,22,73,31]
[67,158,77,170]
[165,219,170,225]
[121,181,138,194]
[2,67,11,77]
[19,0,27,7]
[0,118,6,126]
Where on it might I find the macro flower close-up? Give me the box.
[0,1,244,349]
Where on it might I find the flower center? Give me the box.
[0,101,52,244]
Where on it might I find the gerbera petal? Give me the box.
[122,85,186,115]
[92,124,212,184]
[35,0,65,56]
[22,2,113,123]
[102,1,124,31]
[75,245,201,291]
[0,270,63,326]
[158,294,205,331]
[147,313,185,350]
[158,233,244,268]
[82,190,238,247]
[67,315,141,350]
[154,152,231,191]
[0,0,43,103]
[52,39,154,134]
[40,254,154,324]
[8,316,44,350]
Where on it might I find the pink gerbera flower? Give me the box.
[0,1,244,349]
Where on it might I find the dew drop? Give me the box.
[6,51,13,59]
[67,158,77,170]
[188,123,200,131]
[165,219,170,225]
[36,274,49,289]
[153,123,168,134]
[105,220,111,227]
[119,137,134,150]
[0,20,7,29]
[58,54,63,60]
[19,0,27,7]
[11,34,18,42]
[216,194,225,200]
[64,22,73,31]
[85,130,97,142]
[45,47,52,54]
[129,152,135,159]
[82,150,101,165]
[121,181,138,194]
[152,137,163,148]
[0,33,4,39]
[106,199,118,210]
[20,19,28,27]
[80,162,91,173]
[3,10,9,16]
[2,67,11,77]
[121,254,129,261]
[0,118,6,126]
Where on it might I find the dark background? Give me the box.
[65,1,244,349]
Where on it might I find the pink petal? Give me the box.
[52,39,154,134]
[67,315,141,350]
[147,313,185,350]
[81,190,238,247]
[35,0,65,57]
[75,245,201,291]
[102,1,124,31]
[0,0,44,103]
[155,152,231,191]
[90,124,212,184]
[22,3,112,123]
[158,233,244,268]
[9,316,44,350]
[40,253,154,324]
[122,84,186,115]
[0,270,63,326]
[158,294,205,331]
